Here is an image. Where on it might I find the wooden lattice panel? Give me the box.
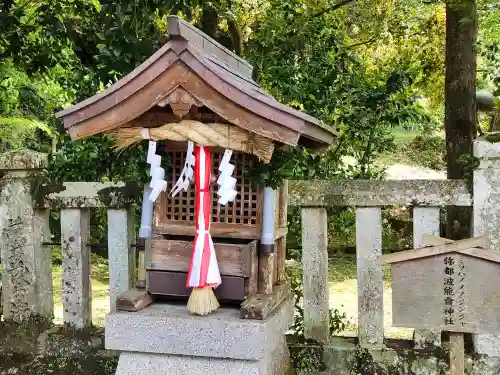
[158,150,260,228]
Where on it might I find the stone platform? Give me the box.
[105,298,294,375]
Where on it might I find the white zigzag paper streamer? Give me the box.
[217,149,237,205]
[171,141,195,197]
[146,140,168,202]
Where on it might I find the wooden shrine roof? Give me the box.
[55,16,336,149]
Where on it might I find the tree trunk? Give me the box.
[445,0,476,241]
[444,0,477,352]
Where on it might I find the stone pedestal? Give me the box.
[0,150,52,321]
[105,298,294,375]
[473,138,500,356]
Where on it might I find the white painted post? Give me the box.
[356,207,384,347]
[108,207,135,311]
[61,208,91,328]
[472,138,500,356]
[413,207,441,348]
[301,207,330,343]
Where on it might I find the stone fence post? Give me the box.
[473,138,500,356]
[301,206,330,343]
[0,150,53,321]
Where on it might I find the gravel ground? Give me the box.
[385,163,446,180]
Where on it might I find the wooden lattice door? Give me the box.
[154,148,263,239]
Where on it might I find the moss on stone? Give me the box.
[290,343,327,374]
[96,182,142,207]
[30,173,65,207]
[484,132,500,143]
[0,351,118,375]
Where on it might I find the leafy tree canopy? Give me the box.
[0,0,497,184]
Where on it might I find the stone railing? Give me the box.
[289,179,472,348]
[285,138,500,369]
[0,149,141,329]
[2,136,500,373]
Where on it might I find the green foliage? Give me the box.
[45,135,149,183]
[287,263,347,337]
[0,116,52,152]
[0,0,442,186]
[290,345,326,374]
[403,134,446,170]
[244,0,436,182]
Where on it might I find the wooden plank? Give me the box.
[356,207,384,346]
[424,236,500,259]
[116,289,154,312]
[275,227,288,239]
[301,207,330,343]
[279,180,289,227]
[153,222,261,240]
[244,241,258,296]
[258,253,275,295]
[179,65,301,146]
[277,235,287,282]
[423,235,453,246]
[278,180,289,283]
[67,59,186,139]
[137,249,146,289]
[148,271,245,301]
[167,16,253,76]
[149,238,247,277]
[240,282,292,320]
[56,47,178,123]
[413,207,442,348]
[421,235,500,263]
[458,247,500,263]
[273,187,279,285]
[288,179,472,207]
[273,241,279,285]
[379,236,489,264]
[391,254,500,334]
[450,332,465,375]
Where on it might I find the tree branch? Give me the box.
[346,36,377,49]
[312,0,356,18]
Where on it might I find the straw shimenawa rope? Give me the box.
[109,120,275,163]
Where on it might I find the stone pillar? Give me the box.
[301,207,330,343]
[0,150,52,321]
[61,208,91,329]
[108,207,135,311]
[473,138,500,356]
[356,207,384,347]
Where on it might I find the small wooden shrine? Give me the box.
[56,16,336,319]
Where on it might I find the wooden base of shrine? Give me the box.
[147,270,246,302]
[116,289,154,312]
[117,276,291,321]
[240,282,292,320]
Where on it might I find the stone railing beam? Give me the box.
[289,180,471,207]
